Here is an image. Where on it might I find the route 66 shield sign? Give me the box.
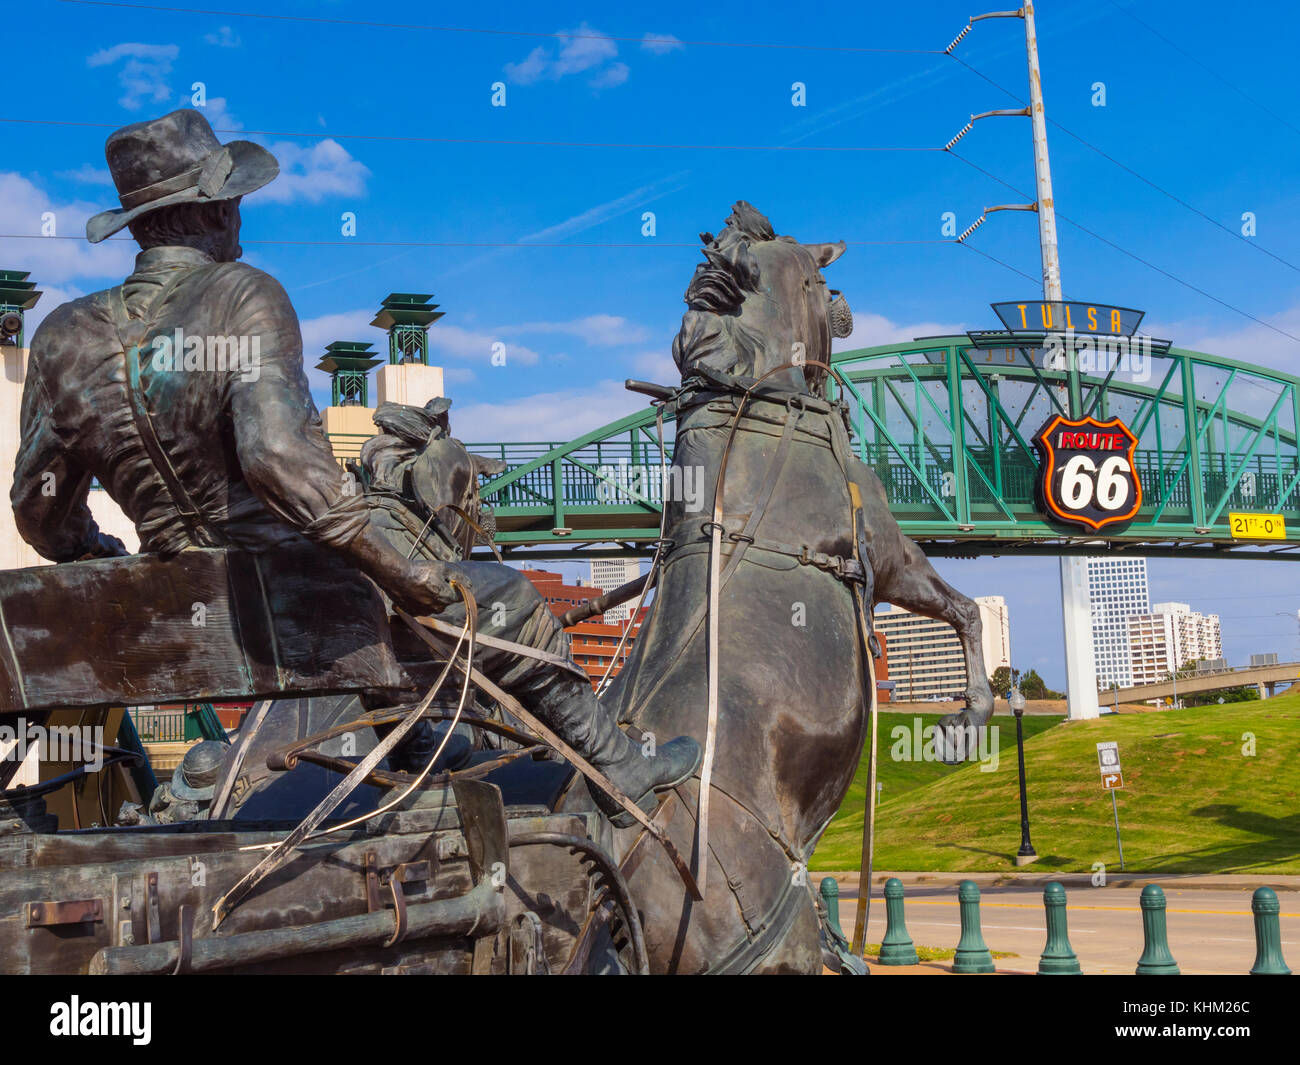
[1034,415,1142,530]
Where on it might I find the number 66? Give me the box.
[1060,455,1130,511]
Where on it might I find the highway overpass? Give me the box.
[1106,661,1300,705]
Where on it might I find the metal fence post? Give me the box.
[879,877,919,965]
[1249,886,1291,975]
[1135,884,1180,975]
[952,880,995,974]
[819,878,846,944]
[1037,881,1082,975]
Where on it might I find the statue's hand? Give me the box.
[82,531,129,559]
[398,561,465,615]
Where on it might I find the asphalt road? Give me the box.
[834,883,1298,974]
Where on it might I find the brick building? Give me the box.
[519,566,646,688]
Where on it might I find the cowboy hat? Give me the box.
[86,108,278,244]
[168,739,228,802]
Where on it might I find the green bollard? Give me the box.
[1249,887,1291,975]
[879,878,920,965]
[819,878,847,944]
[952,880,996,974]
[1037,881,1082,975]
[1135,884,1180,975]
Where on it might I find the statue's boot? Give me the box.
[437,561,700,828]
[531,675,701,828]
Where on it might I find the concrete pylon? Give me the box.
[1060,556,1100,720]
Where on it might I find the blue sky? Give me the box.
[6,0,1300,686]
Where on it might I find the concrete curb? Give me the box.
[817,869,1300,892]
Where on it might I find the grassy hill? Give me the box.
[811,698,1300,874]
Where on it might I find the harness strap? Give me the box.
[697,376,808,897]
[110,282,231,549]
[665,537,868,584]
[417,614,589,682]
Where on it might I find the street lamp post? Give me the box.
[1009,673,1037,866]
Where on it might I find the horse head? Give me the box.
[672,201,852,398]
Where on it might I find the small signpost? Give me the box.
[1096,741,1125,869]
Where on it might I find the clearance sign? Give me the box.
[1034,415,1142,531]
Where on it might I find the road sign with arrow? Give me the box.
[1096,741,1126,869]
[1096,741,1124,789]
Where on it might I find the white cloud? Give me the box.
[0,172,136,289]
[502,314,650,346]
[641,33,684,54]
[428,324,541,366]
[192,98,370,206]
[833,310,968,352]
[455,378,646,442]
[520,173,689,244]
[86,42,179,110]
[200,96,242,133]
[296,308,375,359]
[56,164,113,186]
[504,23,624,89]
[589,62,629,89]
[1147,304,1300,377]
[204,26,241,48]
[250,138,371,205]
[630,350,678,384]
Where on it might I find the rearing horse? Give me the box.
[564,202,993,973]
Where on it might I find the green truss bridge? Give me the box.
[348,334,1300,561]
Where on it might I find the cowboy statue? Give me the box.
[10,107,699,825]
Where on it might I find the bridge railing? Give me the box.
[464,440,671,510]
[322,335,1300,551]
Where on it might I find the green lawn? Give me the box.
[811,698,1300,874]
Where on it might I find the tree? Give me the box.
[989,666,1012,699]
[1018,669,1064,700]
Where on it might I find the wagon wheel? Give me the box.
[508,832,649,975]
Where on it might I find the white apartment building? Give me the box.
[1086,556,1151,690]
[1128,601,1224,686]
[875,595,1011,702]
[589,559,642,622]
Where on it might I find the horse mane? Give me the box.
[673,201,780,379]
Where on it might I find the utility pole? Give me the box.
[1024,2,1061,305]
[950,5,1099,721]
[1024,3,1099,720]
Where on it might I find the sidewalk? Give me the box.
[819,869,1300,892]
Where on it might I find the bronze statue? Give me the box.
[0,109,995,975]
[11,108,699,829]
[549,203,994,973]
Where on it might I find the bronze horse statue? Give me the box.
[557,202,994,973]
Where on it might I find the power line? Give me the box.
[947,53,1300,277]
[959,241,1046,287]
[947,151,1300,345]
[0,116,939,154]
[1104,0,1300,140]
[0,232,954,249]
[56,0,943,54]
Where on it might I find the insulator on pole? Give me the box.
[956,214,987,243]
[945,120,975,151]
[945,23,972,53]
